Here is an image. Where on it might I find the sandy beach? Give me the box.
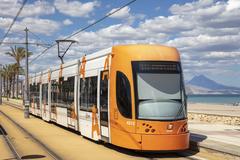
[188,103,240,117]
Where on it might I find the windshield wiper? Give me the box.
[174,104,183,120]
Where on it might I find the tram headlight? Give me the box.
[179,123,188,133]
[167,123,174,130]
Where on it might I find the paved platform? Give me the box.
[189,120,240,157]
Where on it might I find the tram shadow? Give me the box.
[190,132,208,152]
[101,134,207,159]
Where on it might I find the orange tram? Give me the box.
[29,44,189,151]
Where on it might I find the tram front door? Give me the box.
[99,70,109,142]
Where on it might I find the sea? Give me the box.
[187,94,240,105]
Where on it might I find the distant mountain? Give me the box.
[186,75,240,95]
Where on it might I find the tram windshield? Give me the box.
[132,62,187,120]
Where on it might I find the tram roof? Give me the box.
[30,44,178,78]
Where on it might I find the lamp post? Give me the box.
[0,64,2,105]
[24,27,29,118]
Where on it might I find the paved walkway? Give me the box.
[188,103,240,117]
[189,120,240,157]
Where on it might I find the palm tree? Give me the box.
[2,65,10,100]
[0,67,4,97]
[1,64,19,100]
[1,66,7,97]
[9,63,18,98]
[5,46,31,99]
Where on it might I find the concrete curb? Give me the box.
[190,133,240,157]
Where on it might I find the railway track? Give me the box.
[0,103,61,160]
[3,101,23,110]
[0,124,21,160]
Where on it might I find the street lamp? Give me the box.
[0,64,2,105]
[24,27,30,118]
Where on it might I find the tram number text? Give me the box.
[126,121,135,126]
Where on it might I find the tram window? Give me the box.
[42,83,48,105]
[30,83,35,93]
[80,76,97,111]
[100,71,109,126]
[88,76,97,109]
[51,80,58,105]
[30,83,35,104]
[57,77,64,104]
[80,78,88,111]
[61,76,74,107]
[36,83,40,108]
[116,71,132,118]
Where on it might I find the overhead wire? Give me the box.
[0,0,28,46]
[0,42,51,46]
[28,30,50,46]
[29,0,137,64]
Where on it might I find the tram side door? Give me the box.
[99,70,109,142]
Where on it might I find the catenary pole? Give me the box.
[24,27,29,118]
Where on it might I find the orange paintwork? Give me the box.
[102,55,111,80]
[48,70,51,82]
[59,64,63,79]
[109,44,189,150]
[136,119,188,135]
[70,102,77,119]
[142,133,189,150]
[104,54,110,70]
[91,106,100,138]
[79,55,86,79]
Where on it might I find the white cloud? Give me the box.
[139,15,194,33]
[227,0,240,11]
[0,0,55,18]
[0,17,12,28]
[98,24,140,40]
[0,45,16,64]
[12,17,60,35]
[21,1,55,17]
[65,22,168,53]
[109,6,131,19]
[170,0,214,15]
[205,52,240,59]
[63,19,73,26]
[108,6,145,25]
[0,0,21,17]
[54,0,100,17]
[166,34,240,52]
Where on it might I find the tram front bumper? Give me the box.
[141,132,190,151]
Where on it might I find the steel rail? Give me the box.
[0,122,22,160]
[0,108,61,160]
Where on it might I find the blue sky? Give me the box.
[0,0,240,87]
